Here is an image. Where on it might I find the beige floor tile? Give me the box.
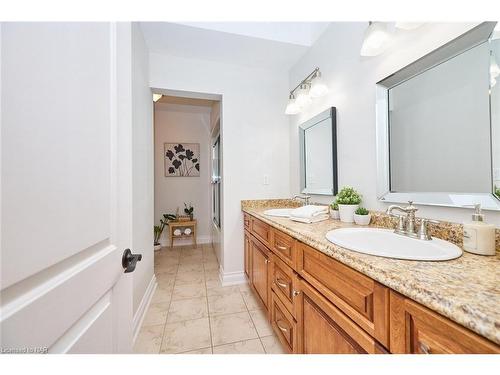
[210,311,258,346]
[206,285,240,297]
[133,324,164,354]
[167,296,208,323]
[241,289,265,311]
[212,339,265,354]
[203,262,219,271]
[175,271,205,286]
[208,291,247,315]
[172,283,207,301]
[261,335,286,354]
[156,273,176,288]
[180,248,203,257]
[177,263,204,273]
[155,263,178,275]
[204,270,220,280]
[238,282,252,293]
[142,301,170,326]
[249,309,273,337]
[178,347,213,354]
[151,287,172,304]
[205,278,223,289]
[161,318,211,354]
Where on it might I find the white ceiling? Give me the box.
[139,22,330,70]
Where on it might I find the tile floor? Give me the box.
[133,243,286,354]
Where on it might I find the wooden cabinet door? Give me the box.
[244,230,251,279]
[250,236,270,309]
[296,278,386,354]
[390,291,500,354]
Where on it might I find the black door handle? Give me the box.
[122,249,142,273]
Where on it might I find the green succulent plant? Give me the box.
[355,207,369,215]
[495,185,500,199]
[154,213,177,245]
[330,201,339,210]
[336,186,362,205]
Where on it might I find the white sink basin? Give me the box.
[325,228,462,261]
[263,208,293,217]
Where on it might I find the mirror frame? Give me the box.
[375,22,500,210]
[299,107,338,196]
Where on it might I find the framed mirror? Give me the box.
[376,22,500,210]
[299,107,338,195]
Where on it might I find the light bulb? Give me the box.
[360,22,391,57]
[285,94,301,115]
[153,93,162,102]
[295,84,312,107]
[395,22,424,30]
[490,54,500,78]
[309,71,329,98]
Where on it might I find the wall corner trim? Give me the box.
[132,274,157,343]
[219,268,246,287]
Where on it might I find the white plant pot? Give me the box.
[354,213,371,226]
[154,244,161,251]
[330,210,340,220]
[338,204,359,223]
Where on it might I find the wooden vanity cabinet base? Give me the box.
[390,291,500,354]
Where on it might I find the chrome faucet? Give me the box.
[386,201,439,240]
[292,194,311,206]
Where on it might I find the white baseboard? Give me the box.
[132,274,157,343]
[219,267,246,286]
[159,235,211,248]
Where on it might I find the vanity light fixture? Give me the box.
[284,67,328,115]
[153,93,162,102]
[360,22,391,57]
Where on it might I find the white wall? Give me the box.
[150,54,291,280]
[289,22,500,227]
[131,23,154,315]
[154,103,212,245]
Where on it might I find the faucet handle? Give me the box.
[418,218,440,240]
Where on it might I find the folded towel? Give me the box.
[290,214,329,224]
[184,228,192,235]
[173,229,182,236]
[290,205,329,219]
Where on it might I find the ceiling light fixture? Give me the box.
[360,22,391,57]
[153,93,162,102]
[284,67,328,115]
[395,22,424,30]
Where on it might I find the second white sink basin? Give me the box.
[325,228,462,261]
[263,208,293,217]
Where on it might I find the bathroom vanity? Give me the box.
[242,201,500,354]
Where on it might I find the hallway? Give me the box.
[133,244,285,354]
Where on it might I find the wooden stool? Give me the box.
[168,220,197,248]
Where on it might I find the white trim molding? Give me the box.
[132,274,157,343]
[219,267,246,287]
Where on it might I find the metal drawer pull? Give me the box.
[276,244,288,251]
[292,290,300,297]
[276,319,289,333]
[265,259,270,264]
[275,278,288,289]
[419,342,431,354]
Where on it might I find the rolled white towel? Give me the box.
[290,214,329,224]
[173,229,182,236]
[290,205,329,219]
[184,228,192,235]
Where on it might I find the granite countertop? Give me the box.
[241,200,500,345]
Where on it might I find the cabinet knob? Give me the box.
[265,259,270,264]
[292,290,300,297]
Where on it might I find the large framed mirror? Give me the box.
[299,107,338,195]
[376,22,500,210]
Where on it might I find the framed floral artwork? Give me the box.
[164,143,200,177]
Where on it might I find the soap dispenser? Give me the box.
[463,204,496,256]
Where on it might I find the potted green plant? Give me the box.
[154,213,176,250]
[354,207,371,225]
[336,186,362,223]
[330,201,340,220]
[184,202,194,220]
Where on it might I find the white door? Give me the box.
[1,23,136,353]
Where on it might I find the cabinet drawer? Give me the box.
[297,242,389,347]
[390,291,500,354]
[297,278,387,354]
[271,255,299,318]
[271,229,296,267]
[243,213,250,230]
[270,291,297,354]
[250,217,271,247]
